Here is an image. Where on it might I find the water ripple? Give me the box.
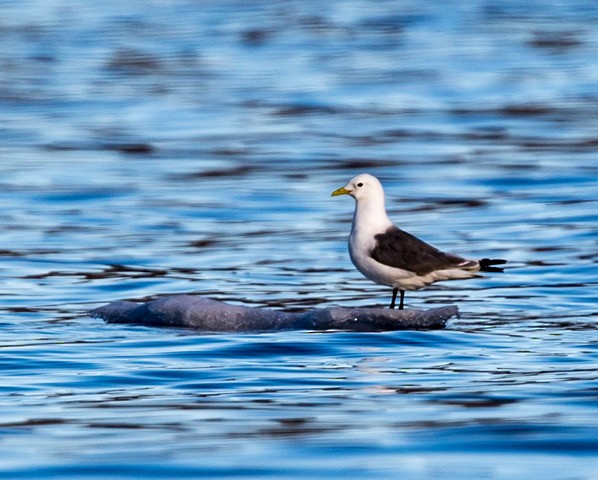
[1,0,597,478]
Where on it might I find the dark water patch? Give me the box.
[450,104,574,119]
[188,238,220,248]
[244,229,285,238]
[498,162,539,173]
[395,386,448,395]
[0,418,68,428]
[3,306,47,314]
[578,251,598,261]
[394,197,488,214]
[107,143,155,155]
[105,49,162,75]
[42,143,84,152]
[218,341,326,359]
[0,249,24,257]
[531,246,569,253]
[428,394,520,409]
[208,147,254,158]
[500,104,560,117]
[257,422,336,438]
[85,422,147,430]
[43,141,156,155]
[383,129,444,141]
[409,422,598,454]
[22,264,198,282]
[459,128,511,142]
[435,199,488,209]
[273,103,341,117]
[381,125,596,152]
[172,164,257,180]
[527,31,583,51]
[350,135,397,147]
[200,165,256,178]
[283,172,310,180]
[45,224,99,234]
[241,28,274,46]
[334,158,397,170]
[516,137,598,151]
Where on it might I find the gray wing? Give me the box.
[370,227,472,276]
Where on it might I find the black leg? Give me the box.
[398,290,405,310]
[389,288,398,309]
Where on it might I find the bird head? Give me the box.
[331,173,384,202]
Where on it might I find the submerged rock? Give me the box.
[89,295,457,332]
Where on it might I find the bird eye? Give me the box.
[357,183,363,187]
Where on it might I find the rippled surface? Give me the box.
[1,1,597,478]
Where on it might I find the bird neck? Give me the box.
[352,195,393,234]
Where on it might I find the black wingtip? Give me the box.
[479,258,507,272]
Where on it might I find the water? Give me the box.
[1,1,597,478]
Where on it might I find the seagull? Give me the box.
[331,173,506,309]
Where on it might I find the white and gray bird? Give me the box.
[331,173,506,309]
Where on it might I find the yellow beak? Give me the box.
[331,186,351,197]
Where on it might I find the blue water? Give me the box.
[1,1,597,478]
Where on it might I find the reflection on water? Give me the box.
[0,1,597,478]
